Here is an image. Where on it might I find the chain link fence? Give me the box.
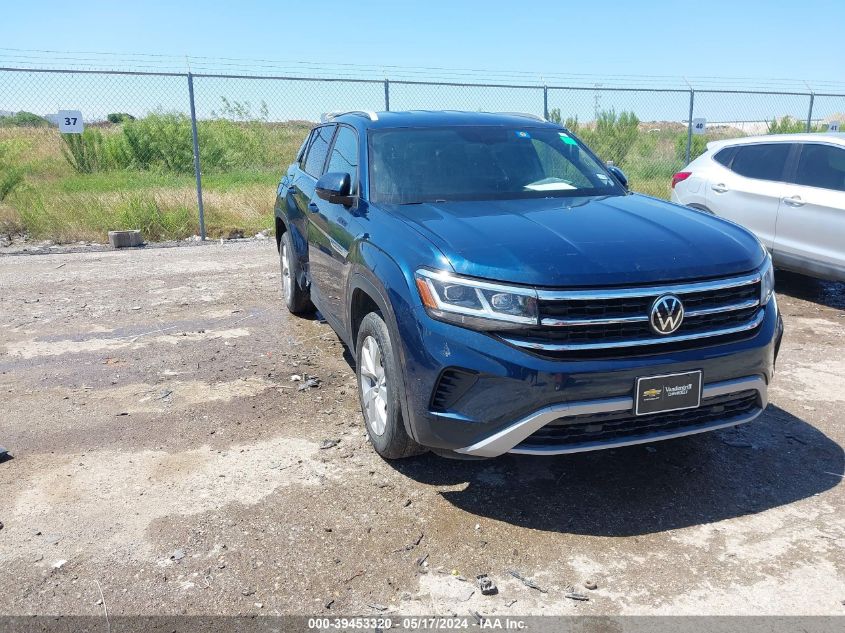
[1,67,843,244]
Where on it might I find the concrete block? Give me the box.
[108,230,143,248]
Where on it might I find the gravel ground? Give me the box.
[0,240,843,616]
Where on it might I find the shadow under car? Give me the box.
[392,404,843,537]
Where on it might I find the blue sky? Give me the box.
[2,0,841,84]
[3,1,843,125]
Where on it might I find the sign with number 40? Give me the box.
[58,110,84,133]
[691,118,707,135]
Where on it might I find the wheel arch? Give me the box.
[274,215,286,251]
[687,203,715,214]
[347,261,419,443]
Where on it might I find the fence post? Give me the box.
[685,89,695,165]
[384,78,390,112]
[806,92,815,132]
[187,72,206,241]
[543,85,549,120]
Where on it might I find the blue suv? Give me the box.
[275,111,783,459]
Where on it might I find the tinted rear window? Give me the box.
[713,146,736,167]
[793,143,845,192]
[730,143,790,181]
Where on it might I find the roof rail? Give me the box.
[320,110,379,123]
[500,112,547,122]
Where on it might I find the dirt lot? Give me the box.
[0,240,844,617]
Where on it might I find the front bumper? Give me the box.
[395,300,782,458]
[456,375,766,457]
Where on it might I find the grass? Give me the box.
[0,119,309,242]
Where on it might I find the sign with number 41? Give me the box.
[58,110,84,133]
[829,121,841,133]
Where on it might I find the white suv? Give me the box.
[671,133,845,281]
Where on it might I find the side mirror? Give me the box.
[606,165,629,190]
[315,172,353,205]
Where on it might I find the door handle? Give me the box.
[308,202,319,213]
[711,183,729,193]
[782,195,805,207]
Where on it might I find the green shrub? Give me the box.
[212,97,269,122]
[107,112,136,124]
[61,129,105,173]
[674,133,708,163]
[580,110,640,165]
[545,109,580,132]
[118,113,196,172]
[0,111,49,127]
[105,113,232,173]
[766,115,824,134]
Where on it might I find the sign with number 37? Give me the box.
[58,110,84,133]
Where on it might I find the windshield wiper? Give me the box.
[398,198,448,205]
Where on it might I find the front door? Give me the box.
[307,125,362,327]
[296,124,336,310]
[707,142,791,248]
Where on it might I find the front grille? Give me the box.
[509,306,760,346]
[539,281,759,320]
[499,272,763,356]
[518,390,759,449]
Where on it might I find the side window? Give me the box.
[303,125,335,177]
[793,144,845,192]
[325,126,359,195]
[296,132,314,169]
[714,146,736,167]
[730,143,790,182]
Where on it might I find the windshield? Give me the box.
[368,125,623,204]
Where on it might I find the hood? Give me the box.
[384,194,765,287]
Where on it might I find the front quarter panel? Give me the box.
[343,204,454,442]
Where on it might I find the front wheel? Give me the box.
[355,312,424,459]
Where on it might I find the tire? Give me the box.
[355,312,424,459]
[279,231,313,314]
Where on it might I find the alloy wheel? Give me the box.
[359,335,388,436]
[281,242,292,302]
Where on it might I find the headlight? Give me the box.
[760,253,775,305]
[415,269,538,328]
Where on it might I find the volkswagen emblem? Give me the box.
[649,294,684,335]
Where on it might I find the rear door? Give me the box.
[774,142,845,279]
[282,130,315,230]
[706,142,791,248]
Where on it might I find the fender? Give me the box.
[346,244,421,442]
